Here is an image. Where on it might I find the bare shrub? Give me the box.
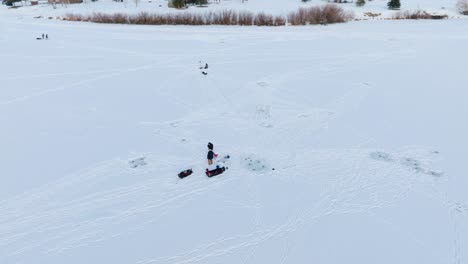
[254,12,274,26]
[192,13,206,25]
[203,12,213,25]
[287,5,353,25]
[112,13,129,24]
[153,12,207,25]
[208,11,219,24]
[92,13,114,23]
[165,14,177,25]
[150,14,167,25]
[307,6,323,24]
[186,13,204,25]
[321,4,354,23]
[65,13,83,21]
[210,11,220,24]
[220,10,237,25]
[288,7,308,25]
[211,10,238,25]
[139,12,155,24]
[273,15,286,26]
[238,11,254,25]
[179,13,192,24]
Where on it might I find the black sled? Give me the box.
[178,169,193,179]
[206,167,227,177]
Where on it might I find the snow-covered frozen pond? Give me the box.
[1,7,467,264]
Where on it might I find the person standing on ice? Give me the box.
[206,142,222,176]
[207,142,216,166]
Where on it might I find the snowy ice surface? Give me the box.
[1,3,468,264]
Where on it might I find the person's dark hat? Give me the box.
[207,142,213,149]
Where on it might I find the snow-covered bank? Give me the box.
[1,0,466,21]
[1,11,467,264]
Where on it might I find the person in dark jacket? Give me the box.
[207,142,214,165]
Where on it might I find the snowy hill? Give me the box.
[1,1,468,264]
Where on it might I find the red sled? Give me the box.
[178,169,193,179]
[206,167,227,177]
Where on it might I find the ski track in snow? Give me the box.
[0,57,184,106]
[0,155,236,257]
[0,146,453,264]
[137,148,446,264]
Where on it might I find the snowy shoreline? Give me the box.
[1,0,466,24]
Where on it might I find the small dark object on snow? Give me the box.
[206,167,226,177]
[178,169,193,179]
[36,37,42,40]
[202,71,208,75]
[129,157,146,168]
[46,34,48,39]
[204,63,208,69]
[430,14,448,19]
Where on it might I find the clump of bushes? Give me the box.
[274,15,286,26]
[287,5,354,25]
[64,6,352,26]
[210,10,238,25]
[238,11,254,25]
[65,11,269,26]
[254,13,274,26]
